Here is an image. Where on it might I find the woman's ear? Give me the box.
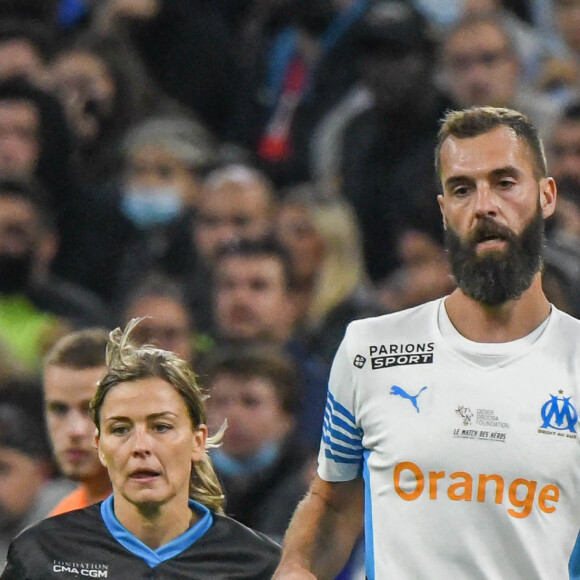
[191,424,208,463]
[94,430,107,467]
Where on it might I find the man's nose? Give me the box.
[66,410,91,438]
[474,184,499,217]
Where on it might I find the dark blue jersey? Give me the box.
[2,498,280,579]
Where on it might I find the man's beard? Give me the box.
[445,204,545,306]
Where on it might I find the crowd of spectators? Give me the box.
[1,0,580,577]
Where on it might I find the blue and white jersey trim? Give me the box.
[322,391,363,465]
[101,496,213,568]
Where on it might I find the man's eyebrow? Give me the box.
[489,166,521,179]
[444,175,473,190]
[444,166,522,190]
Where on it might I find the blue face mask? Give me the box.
[121,185,184,228]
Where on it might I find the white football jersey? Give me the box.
[319,298,580,579]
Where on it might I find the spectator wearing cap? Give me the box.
[0,382,74,569]
[313,1,455,283]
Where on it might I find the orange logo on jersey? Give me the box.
[394,461,559,518]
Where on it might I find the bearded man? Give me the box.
[272,107,580,580]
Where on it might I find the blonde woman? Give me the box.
[277,183,384,363]
[2,319,280,579]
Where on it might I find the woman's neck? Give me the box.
[114,496,196,550]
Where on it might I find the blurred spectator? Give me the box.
[0,77,131,304]
[0,381,74,569]
[0,19,54,84]
[211,237,328,450]
[91,0,241,139]
[439,10,561,140]
[376,228,455,312]
[43,328,112,515]
[0,77,73,205]
[120,274,196,363]
[46,32,163,188]
[327,1,451,282]
[229,0,369,185]
[544,101,580,316]
[188,163,277,334]
[0,179,110,371]
[418,0,559,85]
[277,184,384,364]
[112,113,217,299]
[204,346,310,543]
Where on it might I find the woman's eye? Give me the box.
[110,425,129,436]
[154,423,172,433]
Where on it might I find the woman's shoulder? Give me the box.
[12,503,104,546]
[206,513,281,558]
[210,513,281,548]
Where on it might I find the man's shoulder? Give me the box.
[550,305,580,338]
[49,485,89,516]
[346,298,442,335]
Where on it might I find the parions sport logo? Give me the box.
[369,342,435,369]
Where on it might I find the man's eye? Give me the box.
[498,180,515,188]
[48,403,68,417]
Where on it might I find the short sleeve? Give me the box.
[318,332,364,481]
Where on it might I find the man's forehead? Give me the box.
[440,127,534,176]
[446,22,507,52]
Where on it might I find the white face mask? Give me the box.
[121,185,185,228]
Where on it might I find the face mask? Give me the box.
[0,252,33,295]
[121,185,184,229]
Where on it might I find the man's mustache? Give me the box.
[466,217,515,246]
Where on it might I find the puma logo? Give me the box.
[390,385,428,413]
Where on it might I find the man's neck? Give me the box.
[444,274,551,343]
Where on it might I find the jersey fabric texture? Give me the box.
[319,298,580,579]
[2,497,280,579]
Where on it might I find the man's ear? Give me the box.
[539,177,557,219]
